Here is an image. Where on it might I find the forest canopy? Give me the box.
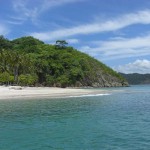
[0,35,127,87]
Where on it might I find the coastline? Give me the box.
[0,86,113,100]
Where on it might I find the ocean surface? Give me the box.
[0,85,150,150]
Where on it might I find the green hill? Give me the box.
[120,73,150,85]
[0,35,128,87]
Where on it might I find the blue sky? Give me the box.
[1,0,150,73]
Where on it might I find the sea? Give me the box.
[0,85,150,150]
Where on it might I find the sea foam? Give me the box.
[69,93,110,98]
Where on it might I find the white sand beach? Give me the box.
[0,86,111,100]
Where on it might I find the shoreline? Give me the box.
[0,86,113,100]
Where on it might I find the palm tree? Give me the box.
[8,51,32,84]
[0,35,12,73]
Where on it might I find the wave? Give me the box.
[69,93,110,98]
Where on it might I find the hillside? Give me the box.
[0,36,128,87]
[120,73,150,85]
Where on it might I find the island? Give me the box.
[0,35,128,88]
[120,73,150,85]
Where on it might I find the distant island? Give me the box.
[120,73,150,85]
[0,35,128,88]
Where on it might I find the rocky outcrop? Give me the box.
[80,71,129,88]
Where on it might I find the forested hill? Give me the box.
[120,73,150,85]
[0,35,128,87]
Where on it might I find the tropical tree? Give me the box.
[0,72,13,85]
[12,36,44,53]
[18,74,38,86]
[0,35,12,50]
[0,36,13,74]
[55,40,68,49]
[8,51,33,84]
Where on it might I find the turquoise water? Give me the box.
[0,85,150,150]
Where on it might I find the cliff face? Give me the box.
[80,68,129,88]
[92,74,128,87]
[70,55,129,87]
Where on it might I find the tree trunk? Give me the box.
[14,66,19,84]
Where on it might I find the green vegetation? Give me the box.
[0,35,127,87]
[120,73,150,85]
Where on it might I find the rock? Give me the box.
[9,86,23,90]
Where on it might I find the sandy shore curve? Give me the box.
[0,86,111,100]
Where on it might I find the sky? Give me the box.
[0,0,150,74]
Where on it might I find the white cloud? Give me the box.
[67,39,79,44]
[40,0,84,12]
[31,9,150,41]
[0,24,9,35]
[11,0,84,23]
[114,59,150,74]
[12,0,38,22]
[6,16,25,25]
[98,35,150,51]
[79,34,150,60]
